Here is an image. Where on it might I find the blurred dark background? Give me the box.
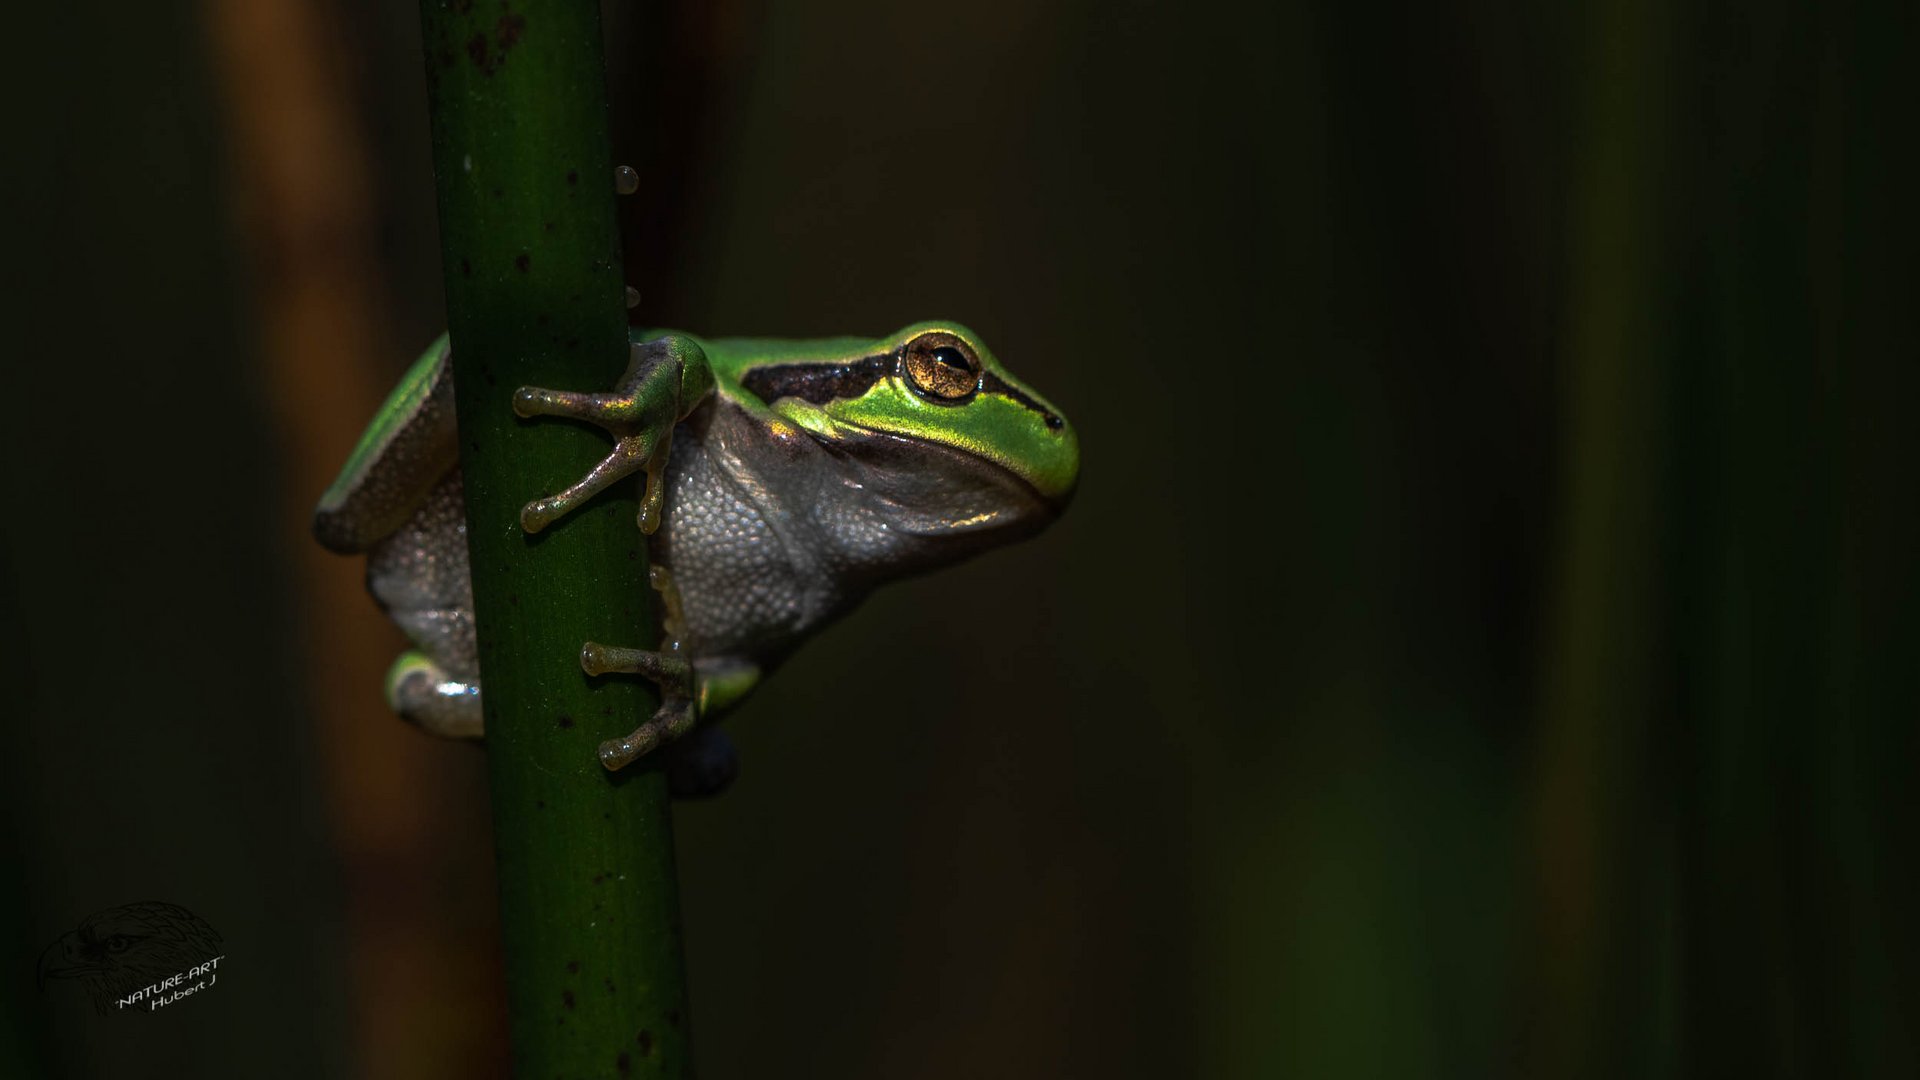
[4,0,1915,1076]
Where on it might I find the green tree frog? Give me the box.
[312,323,1077,796]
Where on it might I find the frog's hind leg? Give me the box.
[366,471,485,741]
[386,650,483,739]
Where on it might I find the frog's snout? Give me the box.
[1029,415,1079,514]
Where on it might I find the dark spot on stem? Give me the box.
[557,714,574,729]
[592,873,605,885]
[667,1009,681,1028]
[604,977,616,993]
[452,0,471,12]
[567,169,579,186]
[563,990,576,1010]
[459,257,471,277]
[616,1051,631,1075]
[637,1031,654,1055]
[566,960,580,974]
[515,253,531,273]
[465,34,488,71]
[543,221,556,233]
[536,799,545,809]
[495,13,526,51]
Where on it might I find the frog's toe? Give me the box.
[519,490,593,534]
[512,385,585,419]
[512,386,640,425]
[580,642,691,690]
[637,462,669,534]
[597,698,697,771]
[664,727,738,799]
[517,430,660,534]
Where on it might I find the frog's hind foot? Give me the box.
[386,650,483,739]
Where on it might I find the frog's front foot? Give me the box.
[580,642,698,770]
[512,335,714,535]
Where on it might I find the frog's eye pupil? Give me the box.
[931,346,968,372]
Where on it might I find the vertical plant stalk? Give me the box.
[1530,0,1672,1073]
[416,2,690,1076]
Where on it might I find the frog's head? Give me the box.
[742,321,1078,541]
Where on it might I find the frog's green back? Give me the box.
[647,331,877,396]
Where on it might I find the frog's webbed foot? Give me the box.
[512,335,715,535]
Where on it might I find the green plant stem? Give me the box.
[415,2,690,1075]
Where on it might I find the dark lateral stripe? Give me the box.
[983,371,1066,431]
[740,352,893,407]
[741,350,1066,432]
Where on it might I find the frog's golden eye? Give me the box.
[902,332,981,402]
